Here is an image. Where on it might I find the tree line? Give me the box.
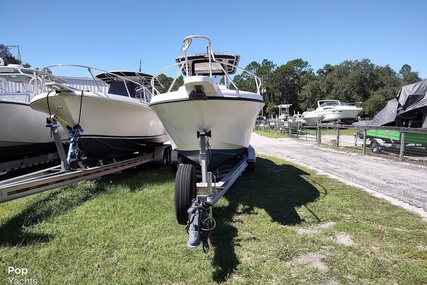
[234,58,422,118]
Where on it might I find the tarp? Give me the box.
[353,99,399,127]
[370,99,399,126]
[396,80,427,107]
[354,80,427,127]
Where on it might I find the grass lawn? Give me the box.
[1,158,426,284]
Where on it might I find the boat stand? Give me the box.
[174,130,256,252]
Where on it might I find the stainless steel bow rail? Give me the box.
[173,130,256,252]
[0,116,171,204]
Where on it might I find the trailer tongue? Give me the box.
[173,130,256,252]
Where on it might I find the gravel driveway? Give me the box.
[250,133,427,221]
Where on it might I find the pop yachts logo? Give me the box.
[6,267,38,285]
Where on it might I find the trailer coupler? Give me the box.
[186,199,216,252]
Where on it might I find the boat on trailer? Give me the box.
[302,99,363,125]
[150,37,264,170]
[0,116,171,203]
[30,65,169,166]
[0,62,67,175]
[149,35,264,250]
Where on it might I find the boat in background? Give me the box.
[302,99,363,125]
[0,61,66,170]
[149,35,264,170]
[275,104,292,121]
[30,65,168,164]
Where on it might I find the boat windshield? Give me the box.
[106,82,150,102]
[108,82,139,98]
[319,100,356,107]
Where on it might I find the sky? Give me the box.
[1,0,426,79]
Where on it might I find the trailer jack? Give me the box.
[186,199,216,252]
[174,129,255,252]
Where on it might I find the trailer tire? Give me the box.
[246,161,255,172]
[174,164,197,225]
[371,139,382,153]
[162,146,171,166]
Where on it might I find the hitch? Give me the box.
[186,199,216,252]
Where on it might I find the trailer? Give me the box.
[0,116,171,204]
[0,152,60,177]
[173,131,256,252]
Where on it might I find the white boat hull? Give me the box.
[31,91,167,159]
[150,85,264,168]
[0,100,64,162]
[0,101,56,146]
[315,107,362,122]
[301,112,323,125]
[0,65,66,162]
[149,36,264,169]
[302,100,363,124]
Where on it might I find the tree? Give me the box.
[298,59,405,118]
[0,44,30,67]
[399,64,421,85]
[0,44,19,65]
[234,59,277,115]
[270,59,313,114]
[156,74,183,92]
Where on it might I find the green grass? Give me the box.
[1,159,426,284]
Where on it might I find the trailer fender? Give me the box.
[247,145,256,162]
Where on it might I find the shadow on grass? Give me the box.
[211,157,321,282]
[0,182,108,247]
[0,163,168,247]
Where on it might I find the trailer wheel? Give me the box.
[162,146,171,166]
[371,139,382,153]
[174,164,197,225]
[246,161,255,172]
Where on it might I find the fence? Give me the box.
[255,120,427,162]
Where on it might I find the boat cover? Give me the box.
[354,80,427,127]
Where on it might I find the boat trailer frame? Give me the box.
[1,116,171,204]
[174,130,256,252]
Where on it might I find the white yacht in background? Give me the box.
[30,65,168,162]
[149,35,264,170]
[302,99,363,125]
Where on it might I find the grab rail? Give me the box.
[38,64,154,101]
